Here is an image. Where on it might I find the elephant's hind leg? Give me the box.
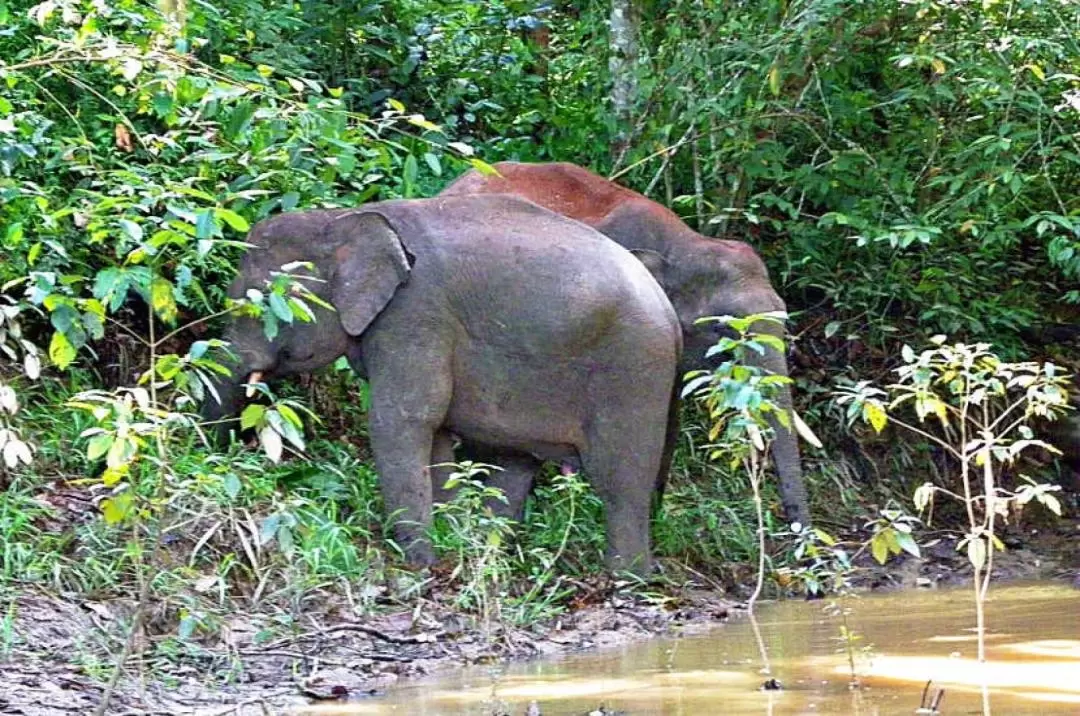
[581,417,665,575]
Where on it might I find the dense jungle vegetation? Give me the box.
[0,0,1078,704]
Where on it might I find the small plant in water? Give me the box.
[835,337,1069,715]
[683,311,818,679]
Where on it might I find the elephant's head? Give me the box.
[598,200,809,525]
[201,209,413,438]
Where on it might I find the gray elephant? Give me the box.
[203,194,682,573]
[441,162,810,526]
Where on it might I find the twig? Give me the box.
[321,622,445,644]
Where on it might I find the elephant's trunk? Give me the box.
[746,320,810,527]
[201,371,244,446]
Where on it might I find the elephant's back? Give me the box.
[440,162,682,230]
[378,195,680,359]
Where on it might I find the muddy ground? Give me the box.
[3,581,735,715]
[4,518,1077,716]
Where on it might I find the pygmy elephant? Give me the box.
[441,162,810,526]
[203,194,682,573]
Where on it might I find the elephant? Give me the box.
[440,161,810,526]
[202,194,682,574]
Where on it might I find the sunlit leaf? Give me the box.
[48,330,76,369]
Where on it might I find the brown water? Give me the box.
[294,584,1080,715]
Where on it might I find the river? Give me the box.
[292,583,1080,715]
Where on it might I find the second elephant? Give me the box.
[441,162,810,526]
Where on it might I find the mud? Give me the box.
[0,581,733,715]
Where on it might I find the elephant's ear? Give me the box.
[327,211,412,336]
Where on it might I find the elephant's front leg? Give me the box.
[369,414,443,566]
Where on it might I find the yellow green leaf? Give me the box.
[768,64,781,96]
[468,158,498,176]
[49,330,76,370]
[870,533,889,564]
[1027,64,1045,80]
[863,401,887,433]
[930,58,946,75]
[387,98,406,113]
[101,464,129,487]
[151,277,178,324]
[101,492,134,524]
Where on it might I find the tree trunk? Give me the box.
[609,0,640,161]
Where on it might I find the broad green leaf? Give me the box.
[101,492,133,524]
[768,64,781,96]
[215,208,250,233]
[195,210,217,240]
[268,292,292,323]
[86,433,113,461]
[423,152,442,176]
[240,404,265,430]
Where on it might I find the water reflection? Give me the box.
[293,584,1080,715]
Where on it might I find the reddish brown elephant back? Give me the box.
[442,161,685,229]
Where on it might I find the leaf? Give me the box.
[24,352,40,379]
[223,472,241,500]
[966,536,987,571]
[768,64,781,96]
[214,208,250,233]
[101,492,133,525]
[913,482,934,512]
[1037,491,1062,516]
[824,321,840,338]
[930,58,946,76]
[870,532,889,565]
[423,152,442,176]
[792,410,822,449]
[276,403,302,428]
[195,210,217,240]
[101,464,127,487]
[86,433,113,461]
[1027,64,1045,81]
[150,277,178,324]
[895,530,921,558]
[48,330,76,370]
[406,114,441,132]
[121,58,143,82]
[863,401,887,433]
[240,404,265,430]
[268,292,293,323]
[259,425,283,463]
[403,154,419,196]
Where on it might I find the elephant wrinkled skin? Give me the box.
[441,161,810,526]
[203,195,682,574]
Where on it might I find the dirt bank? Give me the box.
[2,581,734,715]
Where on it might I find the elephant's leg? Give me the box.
[429,430,458,506]
[581,421,662,575]
[445,442,540,521]
[479,449,541,521]
[366,377,452,567]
